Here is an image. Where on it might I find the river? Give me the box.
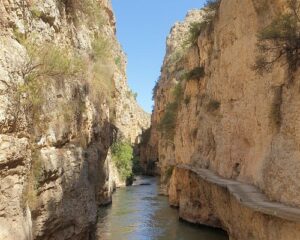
[96,176,228,240]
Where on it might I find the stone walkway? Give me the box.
[177,164,300,222]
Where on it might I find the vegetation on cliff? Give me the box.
[185,67,205,81]
[158,83,183,140]
[111,141,134,181]
[185,0,221,46]
[254,0,300,74]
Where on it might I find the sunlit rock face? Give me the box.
[169,167,300,240]
[0,0,149,239]
[148,0,300,238]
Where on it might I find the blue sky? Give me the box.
[111,0,206,113]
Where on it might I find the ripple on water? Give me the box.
[96,177,228,240]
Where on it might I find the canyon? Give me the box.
[0,0,300,239]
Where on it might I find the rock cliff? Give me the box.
[146,0,300,239]
[0,0,149,239]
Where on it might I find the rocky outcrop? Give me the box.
[0,0,149,239]
[147,0,300,239]
[169,166,300,240]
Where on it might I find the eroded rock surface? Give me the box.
[0,0,149,239]
[146,0,300,239]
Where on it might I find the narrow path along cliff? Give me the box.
[140,0,300,239]
[0,0,300,240]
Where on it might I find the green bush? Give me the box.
[21,149,43,211]
[185,0,221,46]
[204,0,222,10]
[126,90,138,100]
[186,21,208,46]
[185,67,205,80]
[18,41,87,130]
[111,141,134,181]
[89,35,115,108]
[23,41,86,82]
[91,36,111,60]
[158,83,184,140]
[64,0,105,25]
[173,82,183,101]
[114,56,122,69]
[152,78,160,100]
[253,0,300,74]
[30,7,43,19]
[158,102,177,139]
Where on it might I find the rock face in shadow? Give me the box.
[0,0,149,239]
[146,0,300,238]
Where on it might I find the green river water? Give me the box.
[96,176,228,240]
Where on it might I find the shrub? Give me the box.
[90,64,114,105]
[21,149,43,211]
[253,0,300,74]
[30,7,43,18]
[152,78,160,100]
[185,0,221,46]
[173,82,184,101]
[126,90,138,100]
[114,56,122,69]
[207,99,221,112]
[185,21,208,46]
[13,26,26,44]
[158,102,178,139]
[91,36,111,60]
[204,0,222,10]
[18,40,87,130]
[111,141,134,181]
[167,49,185,65]
[185,66,205,80]
[64,0,105,25]
[158,83,184,139]
[89,35,115,108]
[22,41,86,82]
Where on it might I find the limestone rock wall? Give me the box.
[147,0,300,238]
[169,167,300,240]
[0,0,149,239]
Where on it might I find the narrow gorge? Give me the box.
[0,0,300,240]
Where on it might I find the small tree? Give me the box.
[253,0,300,74]
[111,141,134,181]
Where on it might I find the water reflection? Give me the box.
[96,177,228,240]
